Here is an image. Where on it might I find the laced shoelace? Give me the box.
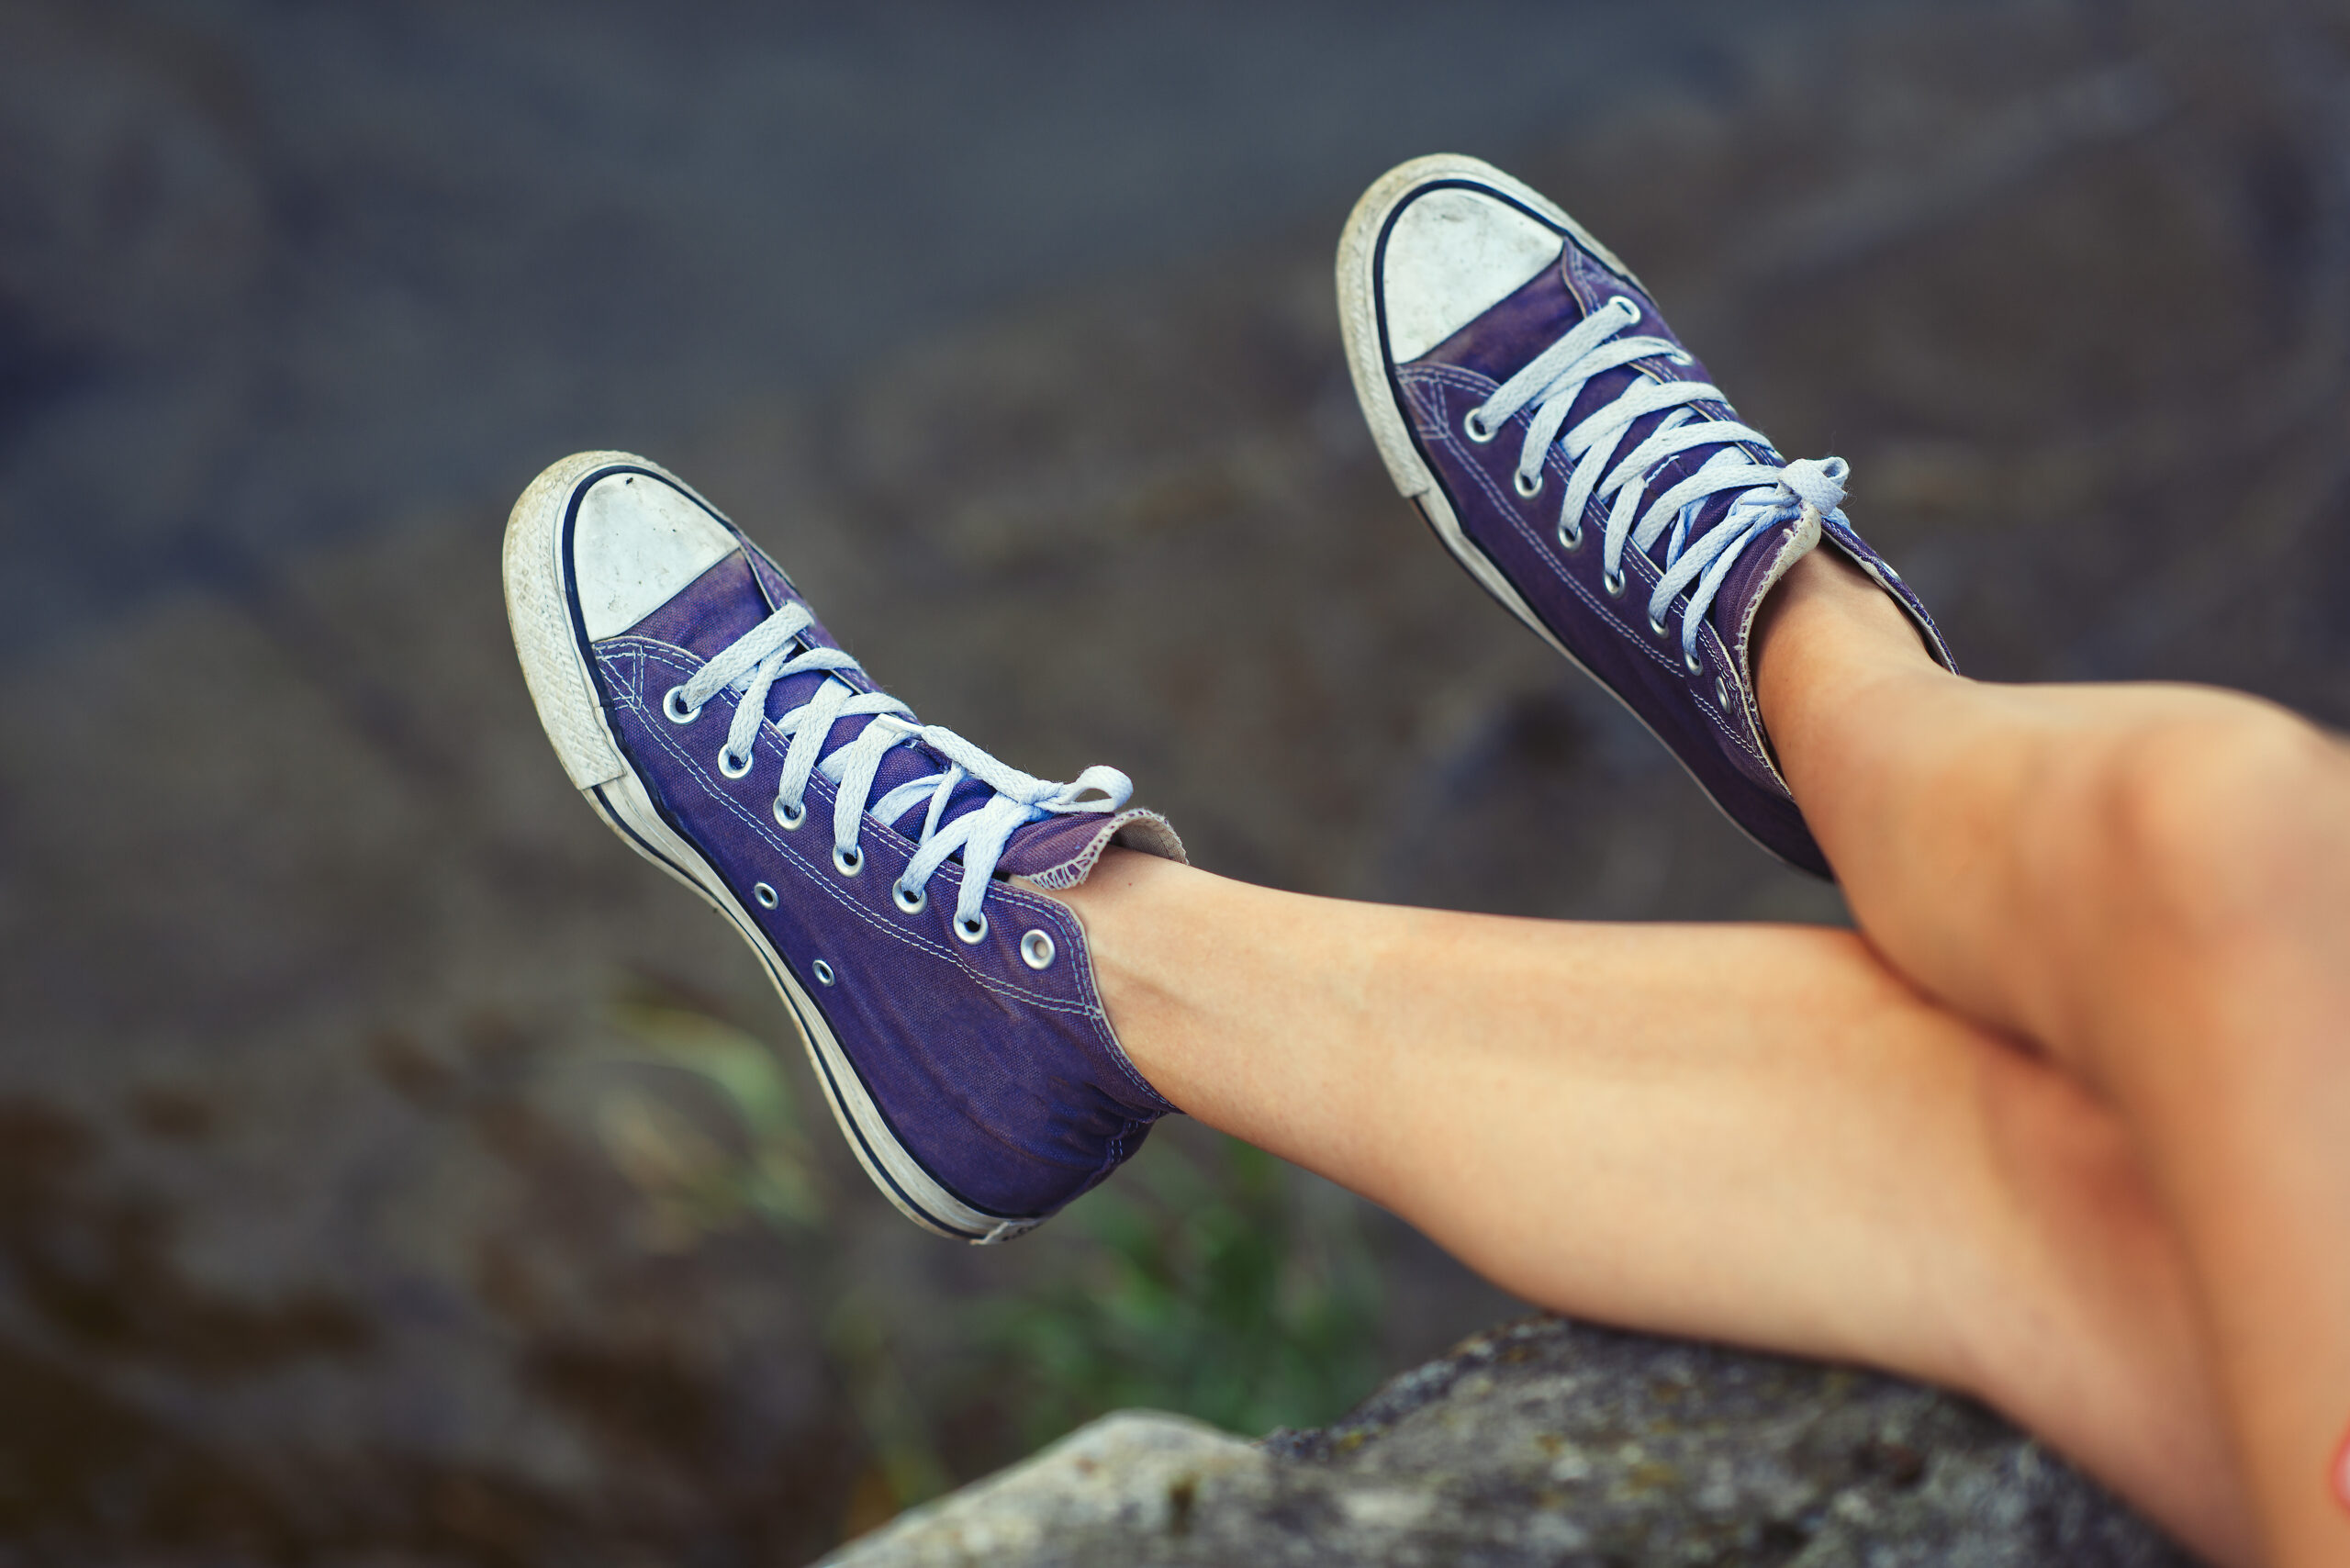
[1466,293,1852,666]
[665,601,1130,937]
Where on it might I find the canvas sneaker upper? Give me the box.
[505,454,1182,1241]
[1339,156,1954,876]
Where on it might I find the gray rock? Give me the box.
[824,1316,2193,1567]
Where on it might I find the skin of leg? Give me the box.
[1040,853,2256,1565]
[1755,549,2350,1567]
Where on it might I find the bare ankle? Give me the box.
[1752,548,1941,741]
[1756,549,1930,675]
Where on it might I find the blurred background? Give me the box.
[5,0,2348,1562]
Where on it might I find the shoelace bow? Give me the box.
[668,601,1129,933]
[1468,293,1852,665]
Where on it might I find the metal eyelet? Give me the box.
[663,687,700,724]
[1513,468,1542,498]
[1715,676,1731,708]
[1608,294,1642,321]
[1557,520,1583,553]
[1647,609,1670,637]
[1462,408,1498,443]
[1602,567,1627,597]
[892,881,927,914]
[955,911,989,946]
[1020,930,1056,970]
[774,796,807,831]
[1684,648,1705,676]
[753,882,778,910]
[811,958,835,986]
[717,746,753,779]
[833,844,863,878]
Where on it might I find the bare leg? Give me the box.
[1046,855,2255,1564]
[1756,550,2350,1567]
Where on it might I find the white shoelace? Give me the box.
[667,601,1130,935]
[1467,293,1852,665]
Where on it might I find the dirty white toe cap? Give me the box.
[572,469,738,641]
[1381,185,1562,364]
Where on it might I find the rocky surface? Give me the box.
[826,1317,2192,1567]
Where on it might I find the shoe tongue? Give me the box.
[997,806,1189,886]
[626,551,1192,881]
[622,551,1023,844]
[996,812,1112,878]
[1433,244,1769,582]
[1702,508,1815,682]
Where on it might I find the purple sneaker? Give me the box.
[503,453,1184,1242]
[1338,155,1954,876]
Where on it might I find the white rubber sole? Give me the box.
[502,452,1035,1244]
[1336,156,1819,875]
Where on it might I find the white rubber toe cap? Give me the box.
[1379,184,1563,363]
[573,470,740,641]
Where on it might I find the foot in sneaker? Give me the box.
[503,453,1185,1241]
[1338,155,1955,876]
